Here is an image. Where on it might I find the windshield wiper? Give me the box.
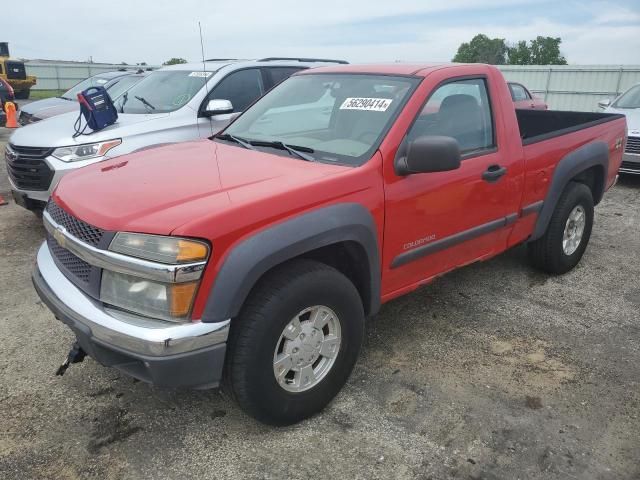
[135,95,156,110]
[120,91,129,113]
[250,140,315,161]
[216,133,256,150]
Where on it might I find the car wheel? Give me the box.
[225,259,365,425]
[528,181,594,274]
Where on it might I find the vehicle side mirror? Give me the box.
[597,98,611,109]
[203,99,234,117]
[396,136,461,176]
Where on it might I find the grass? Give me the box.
[28,89,65,100]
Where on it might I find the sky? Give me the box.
[6,0,640,65]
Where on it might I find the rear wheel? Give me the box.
[528,182,594,274]
[225,259,365,425]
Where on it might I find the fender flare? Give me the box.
[530,141,608,241]
[201,203,381,323]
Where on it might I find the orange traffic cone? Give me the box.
[0,194,7,206]
[4,101,18,128]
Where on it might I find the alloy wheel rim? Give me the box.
[562,205,586,256]
[273,305,342,392]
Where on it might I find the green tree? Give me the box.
[452,34,508,65]
[506,40,531,65]
[163,57,187,66]
[506,36,567,65]
[529,36,567,65]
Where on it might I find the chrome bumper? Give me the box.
[33,242,229,357]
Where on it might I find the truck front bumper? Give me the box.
[32,243,229,389]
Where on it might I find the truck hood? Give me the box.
[605,106,640,134]
[52,140,351,235]
[9,110,170,148]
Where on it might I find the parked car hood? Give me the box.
[52,140,354,236]
[19,97,72,117]
[605,106,640,134]
[35,102,81,121]
[9,111,170,148]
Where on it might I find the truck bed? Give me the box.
[516,109,625,145]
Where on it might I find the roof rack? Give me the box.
[205,58,238,62]
[258,57,349,64]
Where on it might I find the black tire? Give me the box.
[224,259,365,425]
[528,182,594,274]
[15,89,29,100]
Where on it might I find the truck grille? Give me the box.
[625,136,640,155]
[620,161,640,173]
[5,61,26,80]
[45,201,112,298]
[5,144,54,191]
[46,201,105,247]
[48,234,92,284]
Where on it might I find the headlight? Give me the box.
[101,233,210,322]
[52,139,121,162]
[109,233,209,264]
[100,270,199,322]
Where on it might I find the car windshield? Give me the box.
[113,70,210,114]
[105,75,145,100]
[613,85,640,109]
[221,73,418,165]
[61,74,115,100]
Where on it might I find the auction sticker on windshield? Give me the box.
[340,97,393,112]
[188,72,213,78]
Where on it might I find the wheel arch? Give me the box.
[530,141,608,242]
[201,203,381,323]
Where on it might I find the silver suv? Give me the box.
[6,57,347,212]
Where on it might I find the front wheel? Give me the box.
[528,182,594,274]
[225,259,365,425]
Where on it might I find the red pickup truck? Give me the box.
[33,63,626,425]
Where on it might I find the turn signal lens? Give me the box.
[169,282,199,317]
[177,240,209,262]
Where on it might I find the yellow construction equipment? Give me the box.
[0,42,36,99]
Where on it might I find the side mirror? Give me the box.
[597,98,611,109]
[203,99,234,117]
[396,136,461,176]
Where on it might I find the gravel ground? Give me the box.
[0,126,639,479]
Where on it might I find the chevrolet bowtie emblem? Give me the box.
[53,225,67,248]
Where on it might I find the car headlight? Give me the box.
[52,139,121,162]
[101,233,210,322]
[100,270,199,322]
[109,232,209,264]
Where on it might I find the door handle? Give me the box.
[482,164,507,182]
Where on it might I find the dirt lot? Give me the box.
[0,126,639,480]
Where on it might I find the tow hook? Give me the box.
[55,341,87,376]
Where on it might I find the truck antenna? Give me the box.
[199,21,214,137]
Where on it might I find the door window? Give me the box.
[408,78,494,154]
[208,69,264,113]
[509,83,530,101]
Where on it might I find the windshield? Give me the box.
[221,74,418,165]
[105,75,145,100]
[613,85,640,109]
[61,74,114,100]
[114,70,210,114]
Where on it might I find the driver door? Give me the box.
[382,75,522,296]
